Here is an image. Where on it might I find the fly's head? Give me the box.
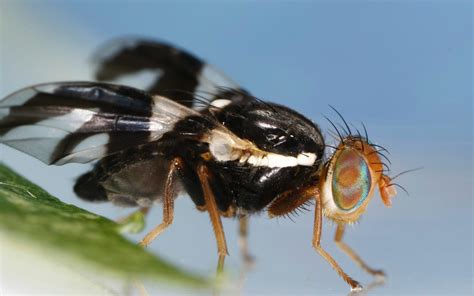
[319,110,397,224]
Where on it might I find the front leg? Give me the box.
[312,192,362,291]
[267,185,318,218]
[197,164,228,274]
[334,224,385,279]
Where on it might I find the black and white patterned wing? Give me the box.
[0,82,198,165]
[93,37,250,108]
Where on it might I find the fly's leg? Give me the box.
[312,192,362,291]
[335,224,386,279]
[197,164,228,274]
[267,185,318,218]
[238,215,254,267]
[139,158,183,247]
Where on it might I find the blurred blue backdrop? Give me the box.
[1,1,472,295]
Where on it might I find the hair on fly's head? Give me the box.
[319,106,398,224]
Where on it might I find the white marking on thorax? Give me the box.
[210,99,232,108]
[207,128,317,168]
[246,151,316,168]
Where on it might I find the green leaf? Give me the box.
[0,163,208,290]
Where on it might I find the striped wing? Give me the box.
[93,37,250,108]
[0,82,198,165]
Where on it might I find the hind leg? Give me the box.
[139,158,184,247]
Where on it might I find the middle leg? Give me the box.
[238,215,254,266]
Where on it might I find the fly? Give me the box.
[0,38,398,291]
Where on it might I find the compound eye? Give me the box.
[332,148,371,211]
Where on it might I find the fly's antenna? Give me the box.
[387,183,409,196]
[382,168,422,198]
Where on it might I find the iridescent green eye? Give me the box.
[332,148,371,211]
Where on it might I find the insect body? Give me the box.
[0,38,397,291]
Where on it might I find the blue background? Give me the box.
[1,1,472,295]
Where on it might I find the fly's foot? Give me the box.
[372,269,387,283]
[243,253,255,269]
[349,280,363,292]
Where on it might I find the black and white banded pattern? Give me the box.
[0,82,196,165]
[93,37,249,109]
[0,37,257,205]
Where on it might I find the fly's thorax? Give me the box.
[194,99,325,213]
[204,100,325,170]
